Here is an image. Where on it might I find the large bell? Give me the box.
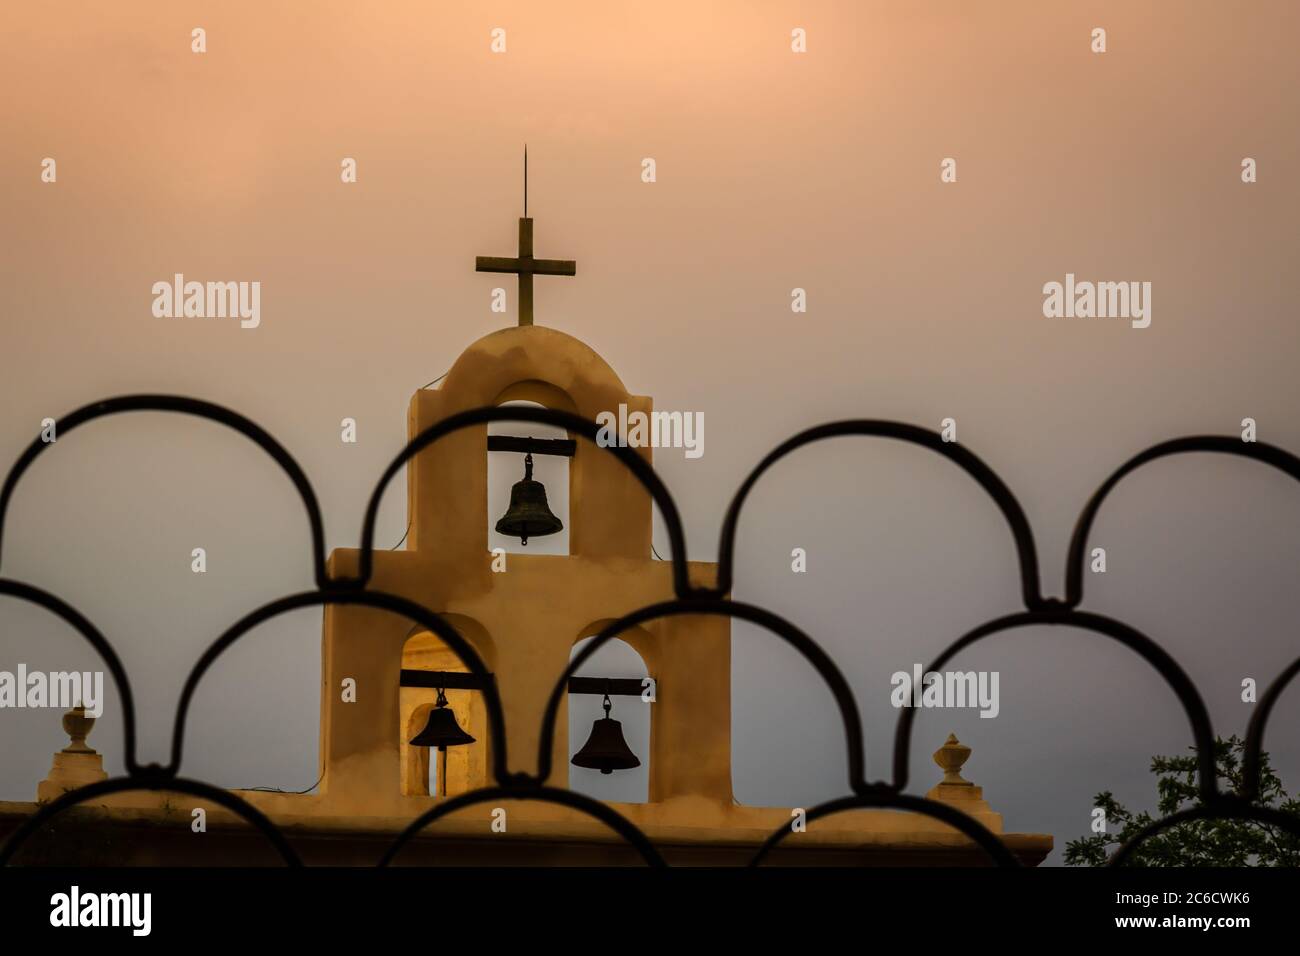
[495,452,563,545]
[571,694,641,775]
[409,689,476,751]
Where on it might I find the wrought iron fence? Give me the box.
[2,395,1299,867]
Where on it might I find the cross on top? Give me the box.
[476,219,576,327]
[475,150,576,327]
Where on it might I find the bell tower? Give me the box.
[308,319,1021,857]
[302,192,1024,856]
[316,316,735,820]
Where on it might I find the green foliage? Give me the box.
[1065,735,1300,866]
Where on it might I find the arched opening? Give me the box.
[488,397,571,556]
[399,627,491,797]
[567,634,651,804]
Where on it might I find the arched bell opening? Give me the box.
[399,621,493,798]
[566,632,652,804]
[488,392,572,557]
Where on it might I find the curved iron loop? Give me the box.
[376,785,665,866]
[716,421,1044,608]
[1066,437,1300,606]
[358,405,694,597]
[0,578,141,774]
[168,590,507,783]
[0,776,301,866]
[1243,655,1300,802]
[5,395,1300,868]
[748,792,1021,867]
[535,599,870,794]
[1108,799,1300,867]
[0,395,329,587]
[890,609,1218,802]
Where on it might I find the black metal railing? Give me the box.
[2,395,1299,867]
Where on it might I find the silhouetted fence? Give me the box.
[2,396,1299,866]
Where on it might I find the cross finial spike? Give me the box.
[475,155,576,327]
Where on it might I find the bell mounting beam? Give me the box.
[400,670,489,691]
[567,677,653,697]
[486,435,576,458]
[401,669,654,697]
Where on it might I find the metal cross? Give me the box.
[476,219,576,327]
[475,152,576,326]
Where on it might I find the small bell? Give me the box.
[495,452,563,546]
[409,688,476,751]
[572,693,640,775]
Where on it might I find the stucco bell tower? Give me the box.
[317,324,734,823]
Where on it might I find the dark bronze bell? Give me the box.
[572,694,640,775]
[495,452,563,545]
[409,688,475,751]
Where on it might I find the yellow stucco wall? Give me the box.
[317,324,733,817]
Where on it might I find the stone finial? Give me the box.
[61,704,97,754]
[926,734,1003,833]
[37,704,108,801]
[932,733,973,787]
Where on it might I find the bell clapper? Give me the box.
[408,686,476,794]
[521,453,533,545]
[436,688,449,796]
